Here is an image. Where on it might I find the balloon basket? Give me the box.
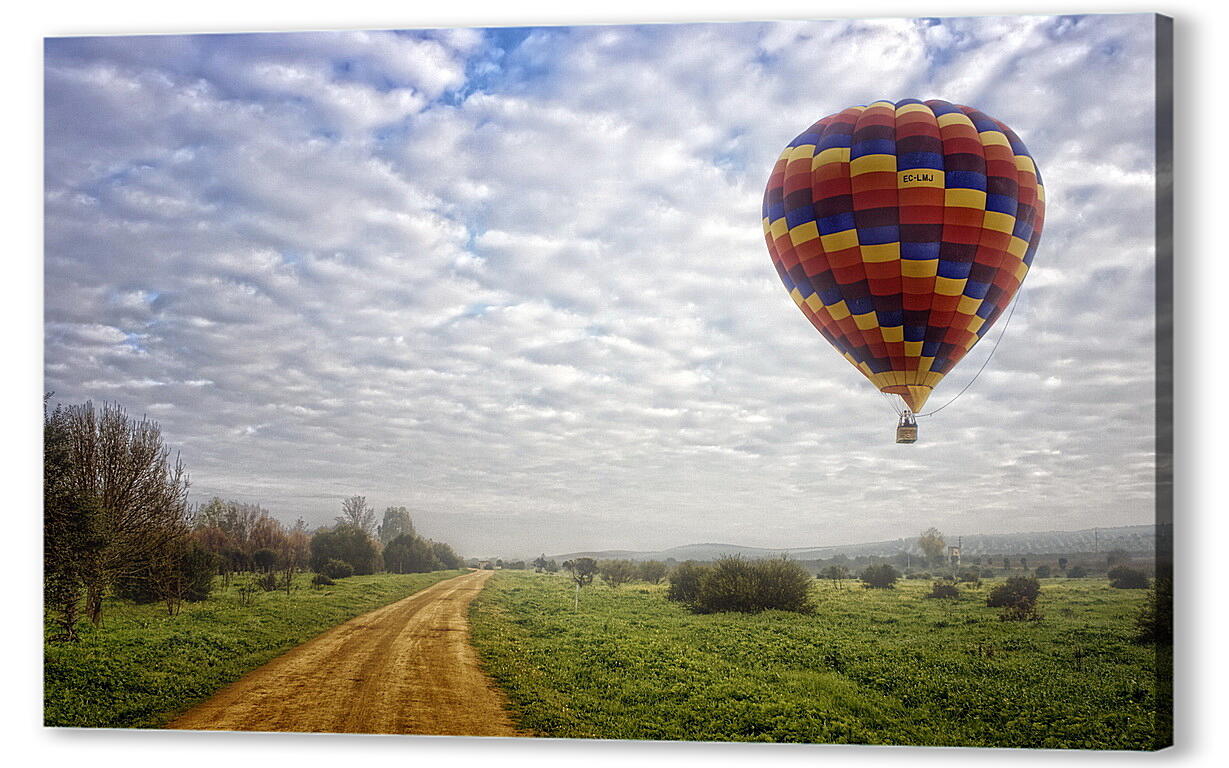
[896,413,918,444]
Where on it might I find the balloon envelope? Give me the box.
[762,99,1045,413]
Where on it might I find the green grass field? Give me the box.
[44,570,465,729]
[469,571,1170,749]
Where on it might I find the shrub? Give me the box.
[860,563,900,589]
[980,569,996,579]
[927,581,960,599]
[956,570,981,584]
[691,557,813,614]
[1067,565,1089,578]
[311,572,334,589]
[598,559,638,588]
[252,548,278,572]
[1108,566,1149,589]
[637,560,668,584]
[1000,599,1043,621]
[322,559,353,579]
[1034,565,1052,578]
[257,572,279,591]
[1134,577,1172,644]
[666,561,709,604]
[987,576,1041,607]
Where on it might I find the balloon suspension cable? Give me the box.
[915,285,1026,419]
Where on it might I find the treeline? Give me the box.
[44,398,462,641]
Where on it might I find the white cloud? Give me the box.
[44,15,1160,556]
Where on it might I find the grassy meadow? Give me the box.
[469,570,1169,749]
[44,570,465,729]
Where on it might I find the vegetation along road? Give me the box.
[169,569,519,735]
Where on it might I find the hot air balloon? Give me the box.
[762,99,1045,443]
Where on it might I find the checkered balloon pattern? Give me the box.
[762,99,1045,413]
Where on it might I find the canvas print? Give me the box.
[43,12,1173,750]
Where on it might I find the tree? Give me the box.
[532,554,549,572]
[44,399,104,641]
[1002,556,1011,570]
[821,564,850,589]
[1058,557,1069,572]
[1106,549,1130,568]
[383,533,440,573]
[337,496,377,538]
[562,557,599,609]
[918,528,945,564]
[378,506,414,545]
[1034,565,1052,578]
[860,563,900,589]
[637,560,668,584]
[598,559,637,588]
[1067,565,1090,578]
[431,541,463,569]
[49,401,192,626]
[310,524,380,575]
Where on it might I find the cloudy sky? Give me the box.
[44,13,1159,557]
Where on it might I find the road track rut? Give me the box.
[168,569,519,736]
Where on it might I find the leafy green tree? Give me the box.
[383,533,440,573]
[378,506,415,544]
[532,554,549,572]
[1067,565,1090,578]
[252,548,278,572]
[431,541,463,569]
[310,524,380,575]
[1034,565,1052,578]
[1106,549,1130,568]
[1058,557,1069,571]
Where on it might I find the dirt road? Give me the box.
[168,569,520,736]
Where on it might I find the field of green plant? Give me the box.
[469,571,1170,749]
[44,570,465,729]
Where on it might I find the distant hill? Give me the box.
[551,524,1163,563]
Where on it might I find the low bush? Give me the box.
[322,559,354,579]
[311,572,334,588]
[1000,599,1043,621]
[257,572,279,592]
[1067,565,1089,578]
[987,576,1041,607]
[927,581,960,599]
[860,563,900,589]
[665,561,708,604]
[691,556,813,614]
[1108,566,1149,589]
[1034,565,1052,578]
